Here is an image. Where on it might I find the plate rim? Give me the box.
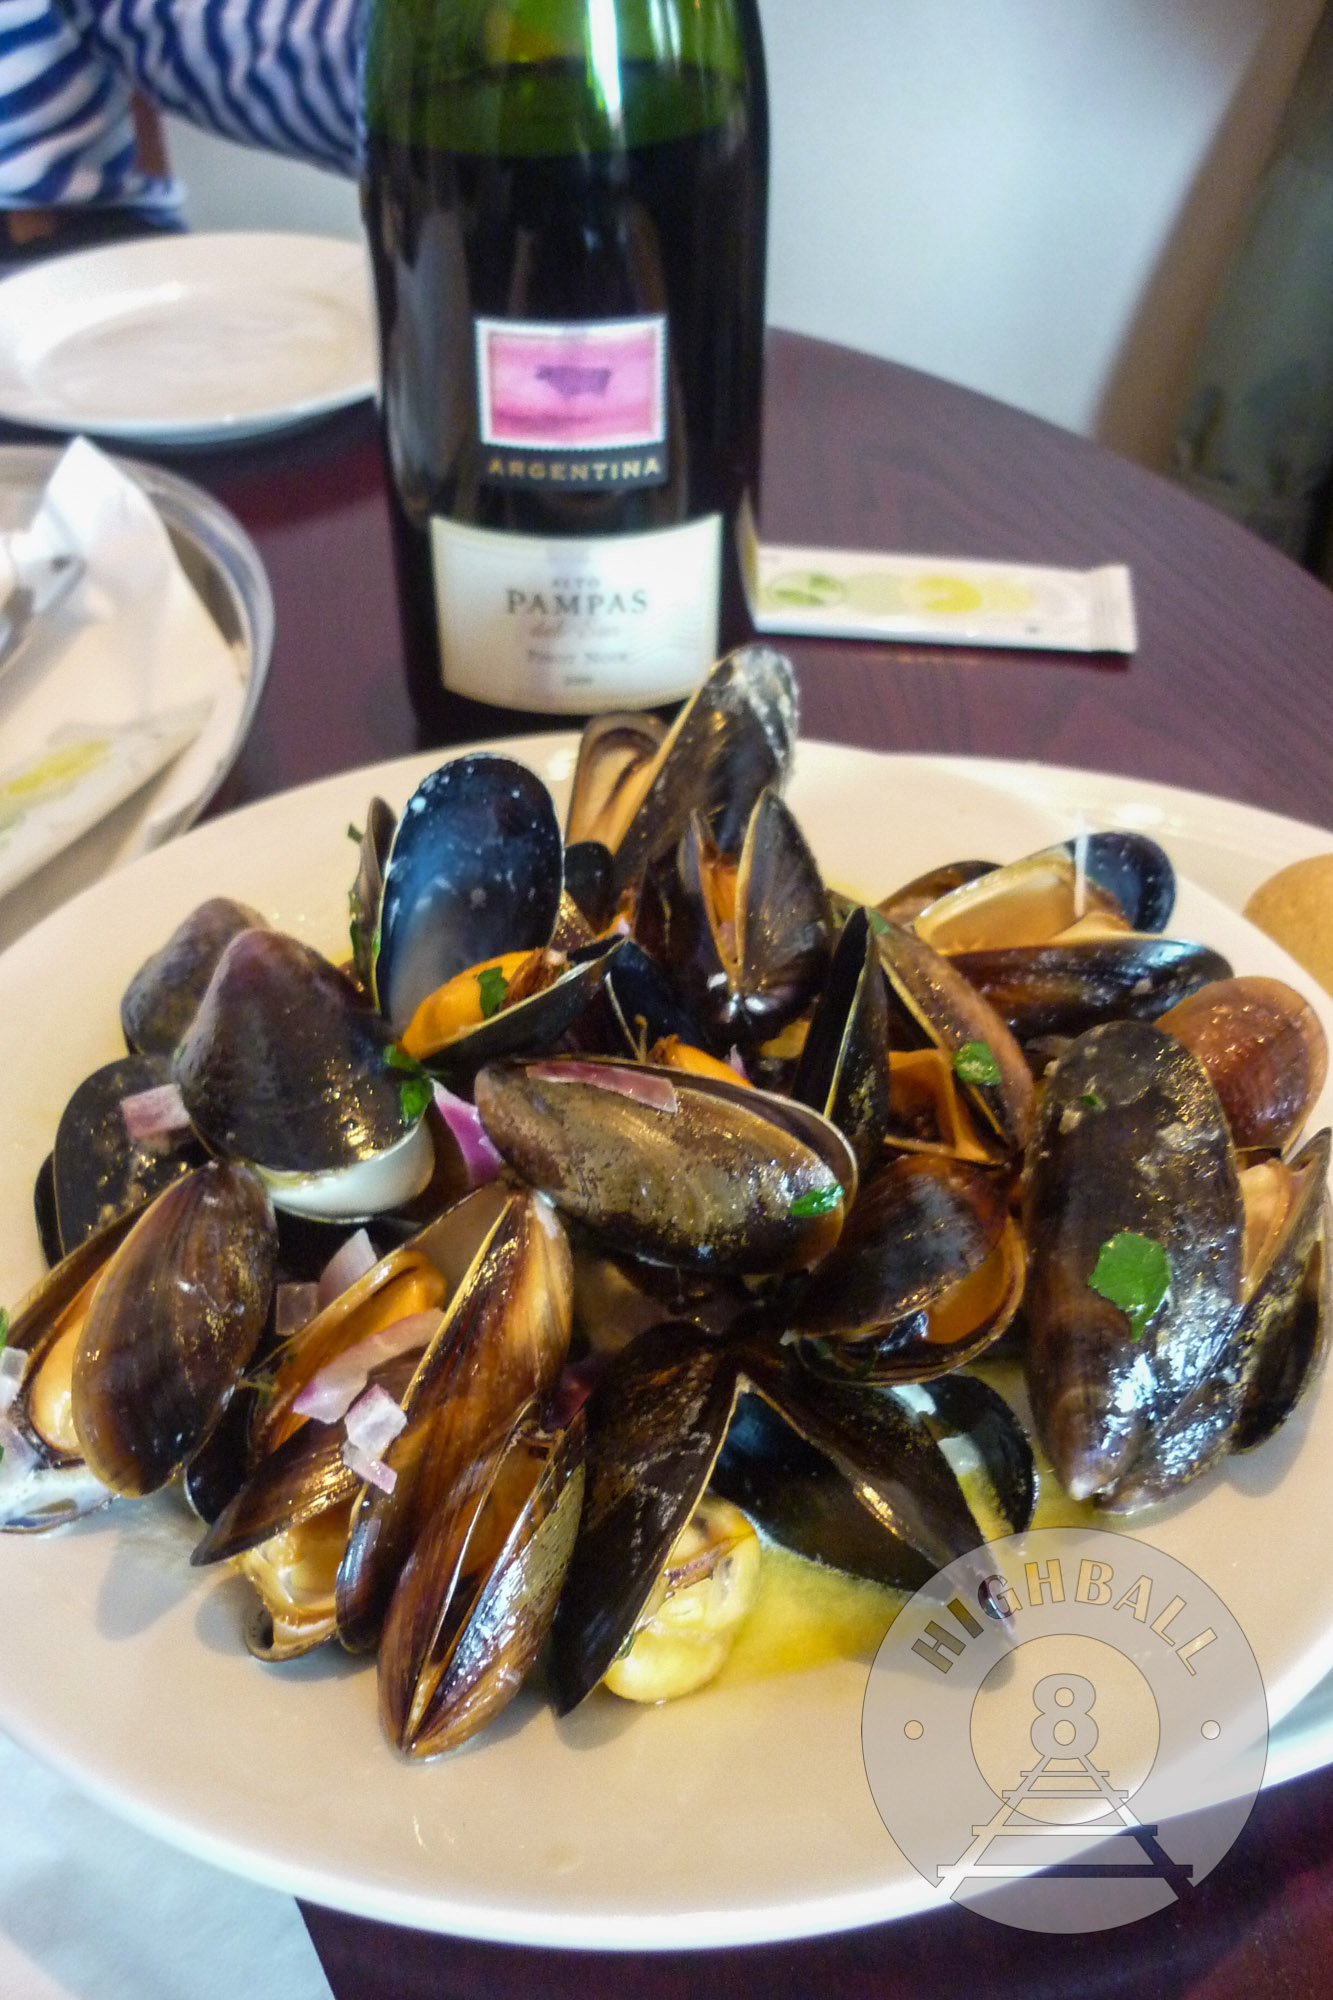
[0,229,377,443]
[1,736,1331,1948]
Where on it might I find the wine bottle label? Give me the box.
[474,316,669,490]
[429,514,722,712]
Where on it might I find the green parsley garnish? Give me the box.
[476,965,509,1019]
[383,1045,431,1123]
[0,1306,8,1353]
[400,1076,432,1123]
[1089,1232,1172,1340]
[867,908,893,936]
[1080,1089,1106,1111]
[789,1184,843,1218]
[347,822,363,844]
[953,1040,1001,1087]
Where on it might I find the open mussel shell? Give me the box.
[474,1058,857,1274]
[875,917,1035,1156]
[713,1368,1034,1589]
[51,1053,205,1257]
[410,936,625,1082]
[1230,1129,1331,1452]
[175,929,432,1213]
[783,1154,1026,1382]
[608,647,799,896]
[1024,1020,1245,1506]
[675,787,834,1047]
[565,712,668,854]
[373,755,564,1033]
[120,896,267,1056]
[913,831,1175,951]
[547,1321,995,1712]
[334,1187,573,1653]
[70,1161,277,1497]
[349,797,396,989]
[791,906,892,1176]
[872,861,997,930]
[949,935,1232,1045]
[379,1402,586,1758]
[0,1206,141,1530]
[1157,976,1329,1154]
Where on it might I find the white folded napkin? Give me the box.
[0,1733,333,2000]
[0,437,244,903]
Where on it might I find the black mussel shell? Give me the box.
[791,906,892,1176]
[374,756,563,1033]
[563,841,617,932]
[951,936,1232,1044]
[52,1053,205,1258]
[874,861,997,929]
[175,930,420,1175]
[120,896,267,1055]
[71,1162,278,1497]
[1023,1021,1244,1505]
[349,797,397,989]
[913,832,1175,950]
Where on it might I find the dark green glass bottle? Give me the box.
[362,0,768,742]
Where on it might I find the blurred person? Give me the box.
[0,0,361,264]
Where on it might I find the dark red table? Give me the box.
[52,330,1333,1997]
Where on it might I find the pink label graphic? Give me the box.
[476,316,666,452]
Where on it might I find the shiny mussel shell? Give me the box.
[71,1161,277,1497]
[783,1153,1026,1381]
[790,905,892,1176]
[1157,976,1328,1154]
[547,1323,995,1711]
[1023,1020,1245,1506]
[474,1058,856,1273]
[373,755,564,1033]
[949,935,1232,1045]
[175,929,431,1210]
[50,1052,204,1256]
[379,1402,586,1757]
[913,831,1175,951]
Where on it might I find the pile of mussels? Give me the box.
[2,647,1329,1759]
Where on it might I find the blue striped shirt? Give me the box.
[0,0,362,211]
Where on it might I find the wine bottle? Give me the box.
[361,0,768,741]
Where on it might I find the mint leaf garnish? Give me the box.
[789,1184,843,1218]
[1089,1233,1171,1340]
[400,1076,432,1123]
[953,1040,1001,1087]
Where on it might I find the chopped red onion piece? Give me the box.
[526,1061,679,1113]
[275,1282,320,1341]
[316,1228,378,1311]
[433,1082,504,1186]
[0,1414,36,1475]
[0,1346,29,1416]
[343,1382,408,1459]
[120,1082,191,1143]
[291,1309,441,1423]
[342,1441,397,1494]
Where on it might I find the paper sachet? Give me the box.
[0,437,244,904]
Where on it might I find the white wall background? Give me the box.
[163,0,1326,466]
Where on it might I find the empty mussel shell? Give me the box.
[379,1401,586,1758]
[913,831,1175,951]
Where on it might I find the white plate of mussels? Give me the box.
[0,713,1330,1949]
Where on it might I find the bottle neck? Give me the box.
[364,0,758,153]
